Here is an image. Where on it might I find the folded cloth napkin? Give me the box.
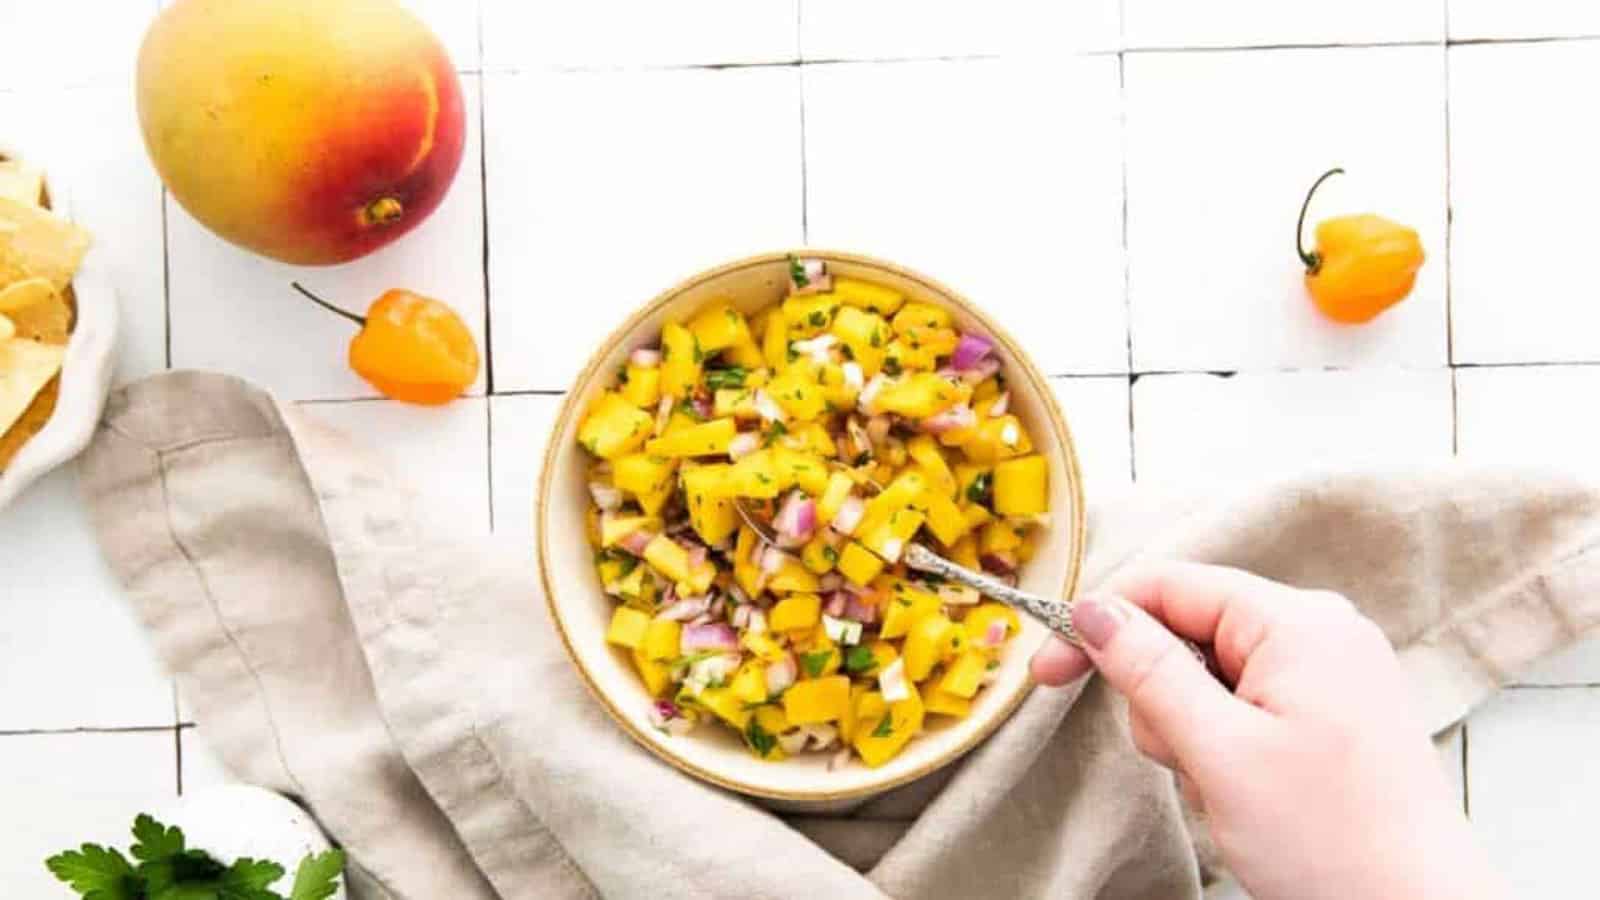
[78,372,1600,899]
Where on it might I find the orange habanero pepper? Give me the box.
[1296,167,1425,324]
[292,283,479,405]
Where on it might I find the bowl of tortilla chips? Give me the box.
[0,149,116,509]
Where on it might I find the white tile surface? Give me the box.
[486,67,803,392]
[168,76,486,402]
[297,397,492,536]
[801,0,1121,59]
[482,0,798,70]
[1132,369,1454,485]
[0,82,169,383]
[0,470,174,731]
[1125,47,1448,372]
[806,57,1127,376]
[1125,0,1442,49]
[402,0,481,71]
[1449,1,1600,40]
[1468,688,1600,895]
[179,725,234,794]
[1050,376,1134,494]
[488,393,564,538]
[0,0,154,91]
[1455,364,1600,684]
[1450,43,1600,365]
[0,730,178,896]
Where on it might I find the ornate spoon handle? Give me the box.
[903,544,1082,646]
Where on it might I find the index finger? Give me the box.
[1106,561,1303,686]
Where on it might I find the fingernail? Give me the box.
[1073,594,1131,650]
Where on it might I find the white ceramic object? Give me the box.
[158,784,346,899]
[0,153,119,510]
[538,250,1086,803]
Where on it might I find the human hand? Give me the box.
[1032,563,1503,900]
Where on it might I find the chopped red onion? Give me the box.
[681,622,739,653]
[648,699,681,730]
[659,594,711,622]
[824,591,848,618]
[754,389,786,423]
[706,595,725,620]
[690,392,714,420]
[983,618,1010,647]
[988,391,1011,418]
[822,614,863,645]
[799,723,839,751]
[778,729,810,755]
[653,395,674,435]
[959,357,1001,385]
[858,374,887,413]
[844,594,878,624]
[685,542,708,570]
[772,492,817,547]
[842,361,865,391]
[831,494,866,535]
[951,333,995,371]
[866,415,891,447]
[789,258,831,295]
[922,404,976,434]
[589,482,624,512]
[792,333,838,365]
[728,431,760,460]
[979,551,1017,575]
[801,258,826,283]
[818,572,844,593]
[878,657,910,702]
[731,603,752,629]
[765,653,798,695]
[746,607,769,635]
[619,529,655,557]
[630,347,662,368]
[760,545,788,575]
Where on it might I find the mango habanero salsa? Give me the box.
[580,258,1048,768]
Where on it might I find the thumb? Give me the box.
[1072,593,1261,770]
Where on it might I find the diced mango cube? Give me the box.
[613,453,676,500]
[741,630,787,663]
[920,490,969,546]
[832,277,905,315]
[733,527,764,598]
[772,447,829,495]
[633,645,673,696]
[725,449,783,499]
[659,322,702,399]
[782,674,851,725]
[993,454,1048,517]
[817,472,855,525]
[600,515,657,548]
[829,305,889,376]
[880,583,941,639]
[643,618,682,662]
[645,417,737,457]
[961,415,1034,463]
[620,362,661,408]
[939,650,990,699]
[699,686,753,729]
[892,302,952,334]
[767,369,826,421]
[763,308,790,370]
[907,435,957,498]
[903,614,955,682]
[725,335,766,369]
[754,705,791,736]
[713,388,760,420]
[981,519,1025,555]
[688,303,751,353]
[836,541,885,586]
[643,535,691,583]
[577,392,654,460]
[861,470,927,532]
[923,684,973,718]
[681,463,738,546]
[770,592,822,632]
[801,534,839,574]
[875,373,966,419]
[768,555,820,593]
[860,508,924,563]
[852,684,923,767]
[731,661,769,705]
[781,293,841,338]
[605,606,652,649]
[964,603,1022,650]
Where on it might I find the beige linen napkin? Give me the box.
[78,372,1600,899]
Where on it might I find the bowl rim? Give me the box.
[537,248,1086,801]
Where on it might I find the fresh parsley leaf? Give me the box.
[131,814,185,865]
[46,845,137,899]
[872,714,894,738]
[822,545,839,564]
[616,362,630,384]
[807,310,827,328]
[287,850,345,900]
[869,328,883,349]
[844,645,877,673]
[675,398,707,422]
[800,650,832,677]
[703,367,748,390]
[839,343,854,360]
[691,337,705,364]
[218,858,287,900]
[762,420,788,446]
[882,357,902,376]
[788,256,809,288]
[966,471,993,506]
[745,717,778,757]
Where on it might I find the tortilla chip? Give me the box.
[0,372,58,472]
[0,336,66,440]
[0,160,44,207]
[0,277,71,343]
[0,196,91,292]
[0,313,12,342]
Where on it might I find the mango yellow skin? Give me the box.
[1306,214,1424,324]
[137,0,465,265]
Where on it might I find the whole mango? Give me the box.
[137,0,465,265]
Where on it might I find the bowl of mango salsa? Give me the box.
[539,251,1085,802]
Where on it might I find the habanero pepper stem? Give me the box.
[291,282,366,326]
[1295,167,1345,276]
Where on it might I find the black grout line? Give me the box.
[1504,682,1600,690]
[1460,722,1471,817]
[476,39,496,398]
[0,724,178,737]
[161,187,172,369]
[1116,49,1137,484]
[174,724,184,796]
[797,47,811,243]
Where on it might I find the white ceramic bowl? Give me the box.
[538,251,1085,803]
[0,152,119,510]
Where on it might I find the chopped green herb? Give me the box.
[852,450,872,466]
[844,645,877,673]
[883,357,903,376]
[676,398,707,422]
[704,366,749,390]
[617,362,630,383]
[692,337,705,364]
[661,343,671,361]
[801,650,833,677]
[789,256,810,288]
[872,713,894,738]
[746,716,778,757]
[822,545,839,564]
[755,473,773,484]
[839,343,855,360]
[580,436,599,455]
[787,342,800,363]
[763,420,789,446]
[987,660,1000,670]
[870,328,883,348]
[808,310,827,328]
[617,555,639,577]
[967,471,993,505]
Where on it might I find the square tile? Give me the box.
[1124,0,1442,49]
[297,397,492,536]
[0,82,169,383]
[402,0,481,71]
[0,730,178,897]
[169,76,485,402]
[1131,369,1454,485]
[1468,688,1600,895]
[801,0,1121,59]
[1449,0,1600,40]
[179,725,234,794]
[1450,43,1600,365]
[482,0,798,70]
[0,470,175,731]
[489,393,564,538]
[486,67,803,392]
[1125,47,1448,372]
[1439,723,1466,811]
[806,57,1127,376]
[1455,365,1600,684]
[1050,376,1133,495]
[0,1,155,90]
